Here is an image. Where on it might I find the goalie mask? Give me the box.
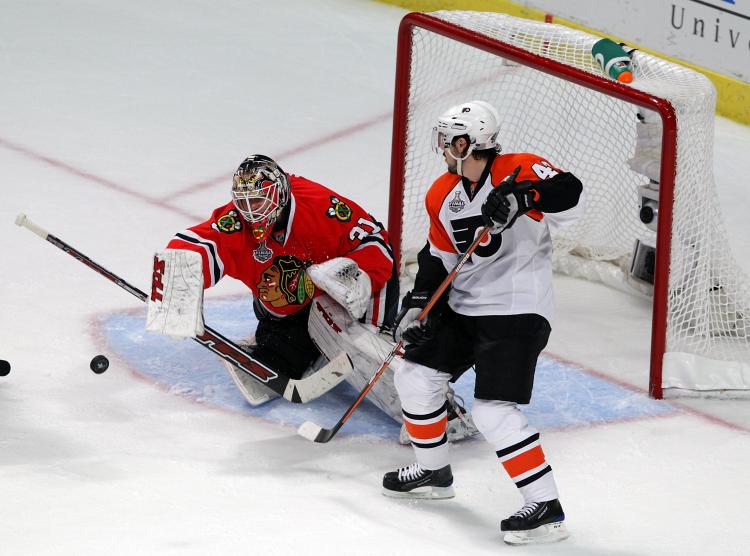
[231,155,290,241]
[432,100,501,159]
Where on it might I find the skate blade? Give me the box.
[382,485,455,500]
[503,521,569,545]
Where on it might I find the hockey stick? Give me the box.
[298,225,492,443]
[15,213,354,403]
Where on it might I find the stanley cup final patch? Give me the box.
[253,241,273,263]
[448,191,466,213]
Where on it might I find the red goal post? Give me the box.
[387,12,749,399]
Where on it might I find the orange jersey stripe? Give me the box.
[526,209,544,221]
[404,416,448,440]
[489,153,562,185]
[502,445,546,478]
[425,173,460,253]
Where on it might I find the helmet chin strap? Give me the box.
[447,145,473,176]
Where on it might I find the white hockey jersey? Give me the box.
[423,153,583,324]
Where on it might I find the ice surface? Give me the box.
[2,1,750,554]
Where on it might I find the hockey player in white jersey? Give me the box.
[380,100,583,545]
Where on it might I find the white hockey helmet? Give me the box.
[431,100,501,157]
[231,155,290,241]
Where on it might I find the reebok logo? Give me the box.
[315,301,342,333]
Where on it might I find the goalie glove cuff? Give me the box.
[307,257,372,320]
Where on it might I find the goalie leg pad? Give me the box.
[308,294,402,421]
[146,249,205,338]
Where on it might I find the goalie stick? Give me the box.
[15,213,353,403]
[298,225,493,443]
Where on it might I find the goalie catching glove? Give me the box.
[481,166,539,230]
[146,249,205,339]
[306,257,371,320]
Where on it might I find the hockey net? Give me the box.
[387,11,750,398]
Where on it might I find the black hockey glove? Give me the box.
[481,166,538,230]
[393,290,437,346]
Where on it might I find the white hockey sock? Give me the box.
[394,360,452,470]
[472,399,559,502]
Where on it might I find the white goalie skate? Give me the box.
[222,336,280,406]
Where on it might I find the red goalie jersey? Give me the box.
[166,175,394,324]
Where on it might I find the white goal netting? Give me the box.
[393,11,750,393]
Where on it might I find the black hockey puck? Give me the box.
[0,360,10,376]
[90,355,109,374]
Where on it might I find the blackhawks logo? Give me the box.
[256,256,315,308]
[212,209,242,233]
[327,196,352,222]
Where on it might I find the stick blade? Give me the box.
[297,420,335,443]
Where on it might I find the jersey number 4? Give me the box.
[450,215,502,257]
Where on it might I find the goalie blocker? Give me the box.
[146,249,205,339]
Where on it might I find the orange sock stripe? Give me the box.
[404,416,448,440]
[502,445,546,478]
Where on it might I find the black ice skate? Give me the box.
[382,463,455,499]
[501,499,569,545]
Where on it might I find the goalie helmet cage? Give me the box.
[387,11,750,399]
